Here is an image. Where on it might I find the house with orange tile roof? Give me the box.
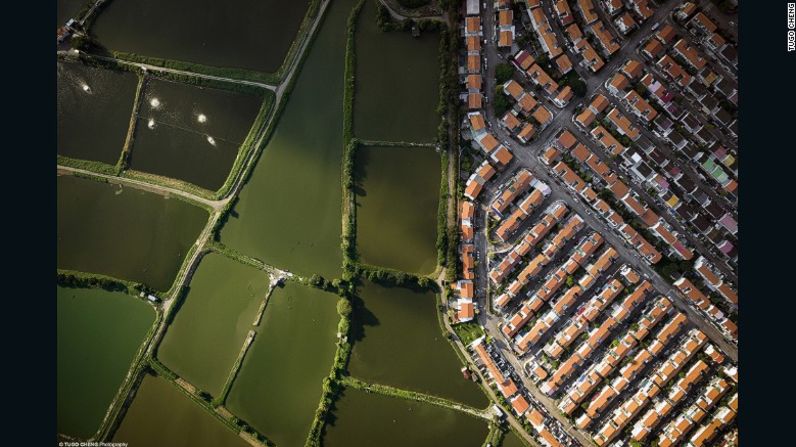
[642,37,665,59]
[657,54,693,88]
[460,243,475,280]
[497,8,515,50]
[553,86,574,108]
[467,111,486,134]
[475,132,500,153]
[607,107,641,140]
[553,0,574,25]
[694,256,737,306]
[623,89,658,122]
[577,0,599,24]
[673,38,707,70]
[554,53,573,75]
[621,58,644,80]
[526,64,560,96]
[605,72,630,96]
[510,394,531,416]
[688,12,718,34]
[629,0,654,21]
[517,123,536,143]
[590,21,620,56]
[465,16,481,37]
[527,6,563,59]
[614,12,637,35]
[503,79,524,101]
[591,126,626,155]
[512,49,535,71]
[575,38,605,72]
[500,111,522,132]
[532,105,553,126]
[575,108,596,128]
[464,160,496,200]
[490,145,514,168]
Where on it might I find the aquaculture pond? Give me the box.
[90,0,311,73]
[322,387,489,447]
[57,61,138,165]
[356,145,441,275]
[348,281,488,408]
[225,282,339,447]
[57,175,208,291]
[128,78,268,191]
[353,0,441,143]
[57,286,155,439]
[157,253,269,397]
[220,0,360,279]
[113,374,248,447]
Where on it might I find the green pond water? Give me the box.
[129,78,267,191]
[157,253,269,397]
[220,0,360,279]
[348,281,488,408]
[113,374,248,447]
[503,431,529,447]
[90,0,311,73]
[353,0,440,143]
[57,61,138,164]
[356,145,441,274]
[57,175,208,291]
[57,286,154,439]
[322,387,488,447]
[226,282,339,447]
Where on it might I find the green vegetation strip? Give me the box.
[303,295,355,447]
[57,269,151,296]
[57,154,117,176]
[340,0,366,279]
[357,138,436,148]
[340,376,487,419]
[116,74,146,173]
[304,3,365,445]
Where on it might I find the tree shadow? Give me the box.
[348,290,380,346]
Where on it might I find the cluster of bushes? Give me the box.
[493,86,512,116]
[560,71,587,97]
[495,63,514,85]
[57,154,118,176]
[57,271,141,294]
[307,274,350,295]
[357,265,438,292]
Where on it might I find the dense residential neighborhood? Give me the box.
[452,0,737,445]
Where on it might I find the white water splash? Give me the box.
[197,113,207,123]
[149,97,161,109]
[81,83,91,93]
[147,118,156,129]
[206,135,216,146]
